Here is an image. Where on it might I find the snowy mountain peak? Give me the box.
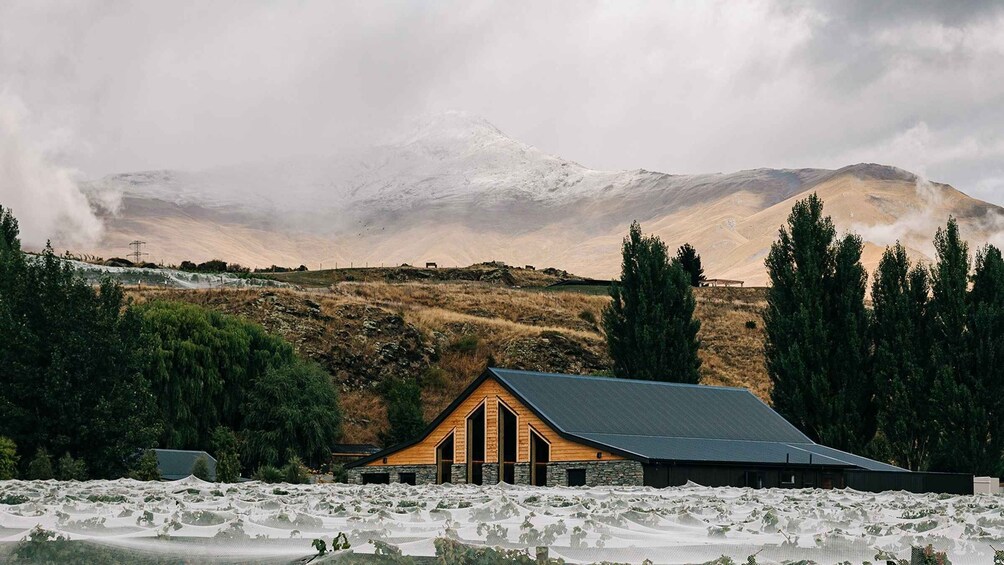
[389,110,509,148]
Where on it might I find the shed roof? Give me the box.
[349,368,902,472]
[152,449,217,481]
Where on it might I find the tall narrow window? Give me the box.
[466,403,486,485]
[529,429,550,487]
[436,433,454,484]
[498,402,517,484]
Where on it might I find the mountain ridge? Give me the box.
[81,112,1004,285]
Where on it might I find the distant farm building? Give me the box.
[704,278,745,287]
[348,369,971,493]
[524,265,535,271]
[425,262,438,269]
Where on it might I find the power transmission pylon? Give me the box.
[128,240,148,264]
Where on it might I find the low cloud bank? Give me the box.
[0,91,106,250]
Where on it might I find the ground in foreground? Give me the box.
[0,479,994,564]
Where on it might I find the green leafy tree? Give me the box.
[138,302,341,471]
[130,449,162,481]
[138,300,294,451]
[872,244,936,470]
[764,194,875,450]
[191,455,212,481]
[379,377,426,448]
[604,221,702,383]
[57,453,88,481]
[0,436,18,480]
[240,360,341,469]
[676,243,706,287]
[26,448,53,480]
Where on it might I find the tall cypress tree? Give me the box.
[872,243,935,470]
[764,194,874,451]
[604,221,701,383]
[928,217,978,472]
[825,234,875,453]
[963,244,1004,475]
[675,243,706,287]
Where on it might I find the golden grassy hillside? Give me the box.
[129,282,768,446]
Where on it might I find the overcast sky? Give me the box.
[2,0,1003,205]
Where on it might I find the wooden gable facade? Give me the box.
[367,375,618,469]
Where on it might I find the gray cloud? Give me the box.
[1,0,1002,209]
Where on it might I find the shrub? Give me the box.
[191,456,212,481]
[745,320,757,330]
[578,309,597,325]
[253,465,283,483]
[420,366,449,390]
[0,436,18,480]
[282,455,310,484]
[26,448,53,480]
[57,453,87,481]
[216,451,241,483]
[331,463,348,484]
[130,450,161,481]
[448,335,480,353]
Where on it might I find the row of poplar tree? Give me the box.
[766,194,1004,475]
[602,194,1003,475]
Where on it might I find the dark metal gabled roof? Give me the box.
[490,369,901,471]
[491,369,811,443]
[348,368,903,472]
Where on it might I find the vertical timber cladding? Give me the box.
[365,378,623,467]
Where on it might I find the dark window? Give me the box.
[780,472,796,487]
[437,433,454,484]
[362,473,390,485]
[567,469,586,487]
[398,472,416,485]
[743,471,764,489]
[467,404,486,485]
[498,402,517,484]
[530,430,549,486]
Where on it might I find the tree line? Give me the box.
[0,205,341,480]
[766,193,1004,474]
[603,196,1004,475]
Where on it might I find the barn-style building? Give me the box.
[346,368,971,493]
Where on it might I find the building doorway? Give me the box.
[467,403,486,485]
[436,432,454,484]
[498,402,517,484]
[530,429,550,486]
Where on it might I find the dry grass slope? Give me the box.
[128,283,768,445]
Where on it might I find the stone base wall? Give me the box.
[482,463,499,485]
[545,461,644,487]
[346,464,437,485]
[514,463,531,484]
[347,460,644,487]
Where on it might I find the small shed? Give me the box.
[152,449,217,481]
